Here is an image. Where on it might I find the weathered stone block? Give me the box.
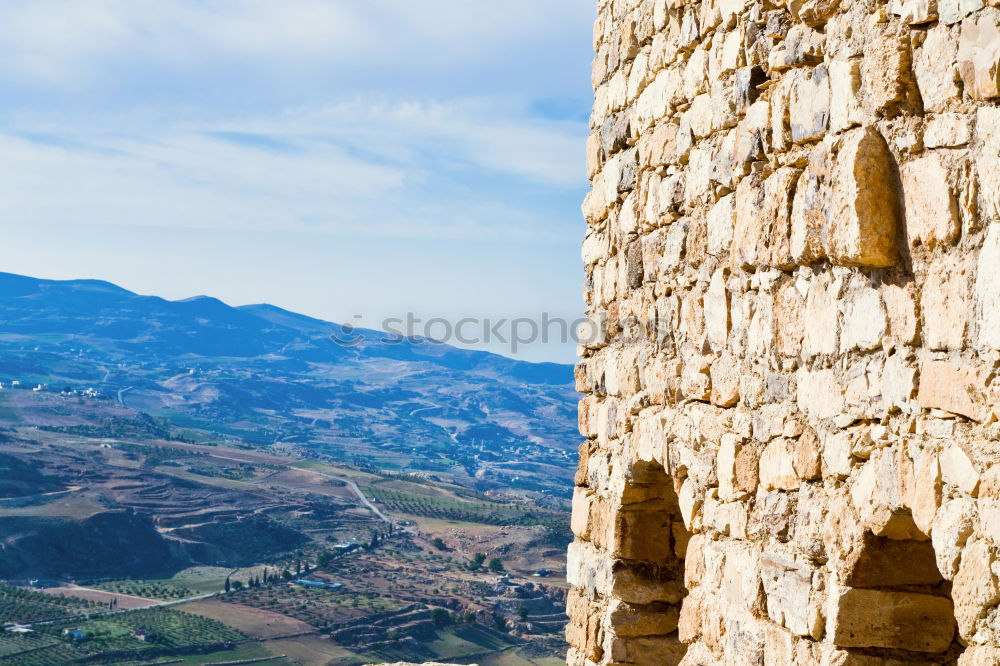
[914,24,962,113]
[916,360,985,421]
[760,554,817,637]
[901,153,960,250]
[957,9,1000,99]
[825,586,956,652]
[789,65,831,143]
[920,254,969,351]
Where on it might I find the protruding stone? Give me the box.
[827,127,899,268]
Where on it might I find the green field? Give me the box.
[90,580,195,601]
[0,584,97,625]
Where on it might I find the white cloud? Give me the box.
[0,1,594,100]
[0,97,584,242]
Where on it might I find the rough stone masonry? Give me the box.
[568,0,1000,664]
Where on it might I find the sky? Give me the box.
[0,1,596,362]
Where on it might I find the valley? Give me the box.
[0,273,575,665]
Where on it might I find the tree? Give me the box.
[317,550,335,567]
[231,580,245,591]
[517,607,528,620]
[487,557,504,573]
[469,552,486,570]
[224,577,231,593]
[431,537,446,550]
[430,608,452,627]
[282,569,293,581]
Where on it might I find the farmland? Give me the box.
[0,390,570,664]
[0,583,97,625]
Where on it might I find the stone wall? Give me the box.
[568,0,1000,664]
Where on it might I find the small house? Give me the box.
[63,629,86,641]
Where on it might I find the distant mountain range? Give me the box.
[0,272,578,494]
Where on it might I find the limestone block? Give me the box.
[797,368,844,420]
[710,353,740,407]
[678,479,700,531]
[942,0,986,24]
[825,586,956,652]
[920,254,969,351]
[901,153,960,250]
[759,439,799,491]
[746,289,775,357]
[633,68,676,132]
[951,538,1000,641]
[889,0,939,23]
[976,224,1000,349]
[731,171,763,270]
[722,543,762,613]
[706,194,735,257]
[626,51,651,104]
[861,32,922,118]
[687,93,714,139]
[959,647,1000,666]
[760,554,817,637]
[850,448,924,540]
[760,167,801,269]
[704,269,729,352]
[882,280,918,345]
[932,496,977,579]
[789,65,831,144]
[976,108,1000,222]
[925,113,972,148]
[839,283,885,352]
[788,0,841,26]
[682,353,711,402]
[912,449,942,534]
[710,80,738,133]
[572,488,596,539]
[804,272,841,356]
[640,122,678,167]
[822,430,854,478]
[794,428,822,481]
[829,59,863,133]
[827,127,899,268]
[958,8,1000,99]
[733,99,770,166]
[790,165,828,265]
[914,24,962,113]
[916,359,985,421]
[880,354,917,413]
[940,444,981,495]
[785,25,826,67]
[608,635,686,665]
[775,283,806,358]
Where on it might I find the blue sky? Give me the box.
[0,1,595,362]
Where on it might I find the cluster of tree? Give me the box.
[224,567,290,593]
[467,552,504,573]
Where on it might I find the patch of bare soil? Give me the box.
[182,599,317,639]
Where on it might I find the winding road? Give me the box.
[301,468,413,533]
